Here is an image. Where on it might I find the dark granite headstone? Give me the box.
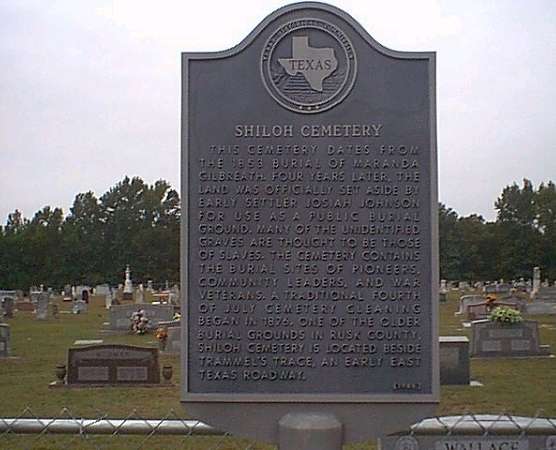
[467,302,489,321]
[439,336,469,385]
[470,320,550,357]
[0,323,10,357]
[67,344,160,385]
[181,2,438,443]
[467,300,525,321]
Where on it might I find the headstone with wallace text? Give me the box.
[182,2,438,445]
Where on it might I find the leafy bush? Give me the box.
[488,306,523,325]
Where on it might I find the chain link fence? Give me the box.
[1,408,556,450]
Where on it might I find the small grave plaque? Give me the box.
[181,2,438,443]
[481,340,503,352]
[511,340,531,351]
[67,344,160,385]
[78,366,109,382]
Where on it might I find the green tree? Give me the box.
[494,179,542,279]
[438,203,460,280]
[535,181,556,279]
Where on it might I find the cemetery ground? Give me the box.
[1,293,555,449]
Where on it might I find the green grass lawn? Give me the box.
[0,291,555,449]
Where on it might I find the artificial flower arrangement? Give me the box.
[155,327,168,349]
[488,306,523,325]
[130,309,149,334]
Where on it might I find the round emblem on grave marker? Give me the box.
[261,18,357,113]
[394,436,419,450]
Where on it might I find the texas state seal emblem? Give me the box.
[261,18,357,113]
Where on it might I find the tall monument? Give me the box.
[123,265,133,302]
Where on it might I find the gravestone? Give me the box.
[135,284,144,304]
[467,300,526,321]
[466,302,490,321]
[532,267,541,296]
[380,415,555,450]
[168,285,180,305]
[0,290,16,302]
[2,296,15,319]
[470,320,550,357]
[0,323,10,357]
[36,292,49,320]
[163,326,181,354]
[455,295,483,316]
[15,301,35,312]
[105,290,113,310]
[181,2,438,444]
[108,304,174,330]
[50,303,59,319]
[66,344,160,385]
[95,284,110,296]
[29,290,41,303]
[528,285,556,315]
[439,336,469,385]
[75,286,91,301]
[72,300,88,314]
[123,265,133,301]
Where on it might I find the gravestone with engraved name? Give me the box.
[470,319,550,357]
[380,415,555,450]
[0,323,10,357]
[181,2,438,444]
[66,344,160,385]
[108,304,174,330]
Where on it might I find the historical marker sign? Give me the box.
[182,2,438,442]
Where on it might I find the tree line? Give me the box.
[0,177,554,289]
[0,177,180,289]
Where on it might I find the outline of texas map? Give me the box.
[278,36,338,92]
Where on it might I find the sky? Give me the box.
[0,0,555,224]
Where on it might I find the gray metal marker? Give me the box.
[181,2,438,446]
